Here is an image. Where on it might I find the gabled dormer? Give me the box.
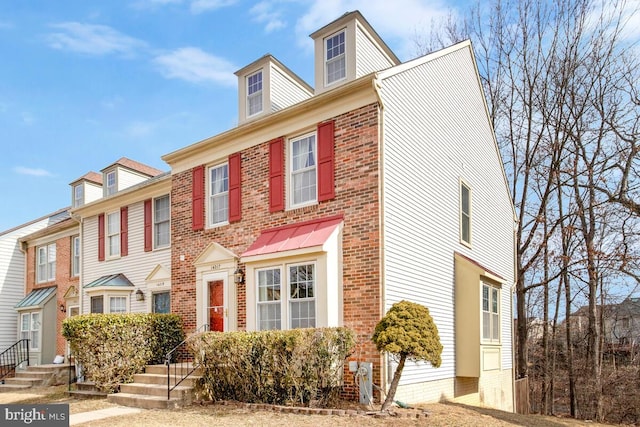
[100,157,164,197]
[69,172,103,208]
[235,54,313,124]
[311,10,400,94]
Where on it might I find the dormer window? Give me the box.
[325,30,346,85]
[73,184,83,208]
[247,70,263,117]
[106,171,116,196]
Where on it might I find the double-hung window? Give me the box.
[107,211,120,257]
[325,30,346,85]
[109,296,127,313]
[73,184,83,208]
[460,181,472,245]
[209,164,229,226]
[154,195,170,248]
[290,133,317,207]
[482,282,500,343]
[247,70,263,117]
[106,171,116,196]
[90,296,104,313]
[257,263,316,330]
[72,236,80,277]
[37,243,56,283]
[20,313,40,350]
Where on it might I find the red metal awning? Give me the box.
[241,215,343,258]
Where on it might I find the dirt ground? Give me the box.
[0,385,618,427]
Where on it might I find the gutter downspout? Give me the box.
[372,74,388,393]
[511,217,519,413]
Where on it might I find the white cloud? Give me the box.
[190,0,237,14]
[295,0,457,60]
[153,47,237,86]
[250,1,287,33]
[46,22,146,57]
[14,166,53,177]
[21,112,34,125]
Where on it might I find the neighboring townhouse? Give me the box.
[163,11,516,411]
[570,297,640,350]
[0,208,69,355]
[70,158,171,317]
[18,212,79,364]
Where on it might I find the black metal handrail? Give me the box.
[165,324,209,400]
[0,339,29,383]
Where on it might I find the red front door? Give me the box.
[208,280,224,332]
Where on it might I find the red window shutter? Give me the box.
[120,206,129,257]
[228,152,242,222]
[192,165,205,231]
[269,137,285,212]
[144,199,152,252]
[97,213,105,261]
[317,120,335,202]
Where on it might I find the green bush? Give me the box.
[189,327,355,407]
[62,313,184,392]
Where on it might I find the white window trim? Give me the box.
[106,211,121,258]
[153,195,171,249]
[86,288,131,314]
[324,29,347,87]
[20,312,40,350]
[460,179,472,247]
[482,281,501,344]
[73,184,83,208]
[288,132,318,209]
[208,163,229,228]
[246,69,263,117]
[105,170,117,196]
[37,243,56,283]
[72,236,80,277]
[255,261,317,331]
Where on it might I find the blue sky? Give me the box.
[0,0,465,231]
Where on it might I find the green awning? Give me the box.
[15,286,56,310]
[84,273,134,289]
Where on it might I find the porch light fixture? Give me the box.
[234,267,245,285]
[135,289,145,301]
[59,304,66,313]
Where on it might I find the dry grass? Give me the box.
[0,385,618,426]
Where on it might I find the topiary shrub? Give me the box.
[372,300,442,411]
[62,313,184,392]
[190,327,355,407]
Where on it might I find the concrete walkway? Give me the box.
[70,406,142,426]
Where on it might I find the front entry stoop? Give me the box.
[0,364,75,392]
[107,364,202,410]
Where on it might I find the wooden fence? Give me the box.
[515,376,529,414]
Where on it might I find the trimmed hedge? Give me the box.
[190,327,355,407]
[62,313,184,392]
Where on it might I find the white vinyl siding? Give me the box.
[270,66,312,113]
[0,216,56,351]
[378,44,515,385]
[354,23,397,78]
[81,199,171,315]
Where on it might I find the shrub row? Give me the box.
[62,313,184,392]
[189,327,355,407]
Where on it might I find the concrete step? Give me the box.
[120,382,193,399]
[107,392,185,409]
[74,381,99,391]
[68,389,108,399]
[3,377,45,387]
[14,371,52,380]
[145,364,203,376]
[0,383,31,393]
[132,373,201,387]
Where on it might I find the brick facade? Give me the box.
[171,103,383,398]
[24,229,79,357]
